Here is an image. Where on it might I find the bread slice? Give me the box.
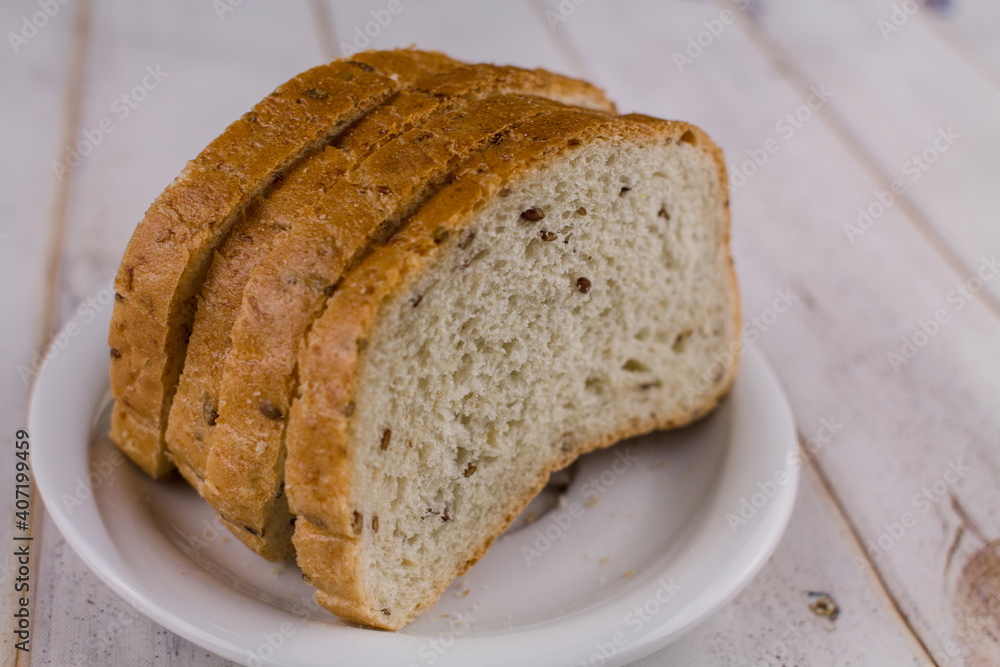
[167,61,614,503]
[164,146,370,496]
[284,107,738,629]
[108,49,459,478]
[164,54,478,495]
[201,85,615,560]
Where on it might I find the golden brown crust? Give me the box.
[164,54,473,496]
[203,89,610,560]
[107,53,447,478]
[285,107,738,628]
[168,60,613,503]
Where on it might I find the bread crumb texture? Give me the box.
[346,137,735,621]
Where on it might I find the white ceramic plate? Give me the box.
[29,300,797,667]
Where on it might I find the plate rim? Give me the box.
[28,299,798,667]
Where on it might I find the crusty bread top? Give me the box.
[165,147,374,492]
[202,91,606,531]
[113,61,396,324]
[163,56,495,493]
[285,108,632,533]
[165,60,614,558]
[108,50,460,478]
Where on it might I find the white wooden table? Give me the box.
[2,0,999,664]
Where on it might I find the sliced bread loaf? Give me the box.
[167,60,613,502]
[201,84,613,560]
[108,49,459,478]
[164,54,481,495]
[285,107,738,629]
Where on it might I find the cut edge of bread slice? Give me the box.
[201,91,614,561]
[163,56,490,496]
[108,49,461,478]
[167,60,614,507]
[285,108,738,629]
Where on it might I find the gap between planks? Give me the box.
[530,1,939,662]
[802,434,940,665]
[7,0,94,666]
[309,0,337,61]
[916,10,1000,96]
[11,4,965,663]
[715,0,957,662]
[718,0,1000,327]
[526,0,596,81]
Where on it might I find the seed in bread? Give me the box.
[285,108,738,629]
[109,50,459,478]
[202,90,613,560]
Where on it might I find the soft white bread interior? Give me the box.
[286,109,738,629]
[188,81,606,560]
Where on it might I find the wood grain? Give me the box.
[637,464,931,666]
[539,0,1000,662]
[20,0,322,664]
[0,0,84,663]
[3,0,998,663]
[745,0,1000,308]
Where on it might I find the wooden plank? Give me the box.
[56,0,328,317]
[14,0,993,662]
[543,0,1000,663]
[745,0,1000,308]
[638,464,928,666]
[29,0,321,664]
[0,0,80,663]
[323,0,585,77]
[325,0,936,663]
[923,0,1000,90]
